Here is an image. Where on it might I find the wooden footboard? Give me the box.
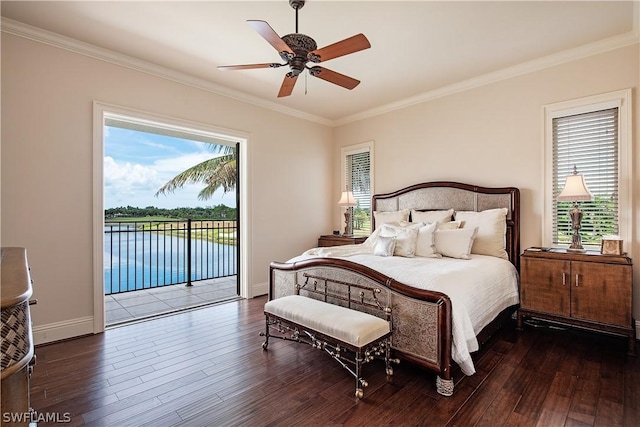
[269,258,454,389]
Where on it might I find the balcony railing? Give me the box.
[104,219,237,295]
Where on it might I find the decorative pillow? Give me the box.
[373,209,410,229]
[393,221,424,230]
[415,222,440,258]
[438,220,463,230]
[363,220,412,247]
[398,220,424,227]
[380,224,420,257]
[411,209,454,224]
[434,227,478,260]
[373,235,396,257]
[455,208,508,259]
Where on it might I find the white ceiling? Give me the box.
[2,1,638,125]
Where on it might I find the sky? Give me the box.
[104,126,236,209]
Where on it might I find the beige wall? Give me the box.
[333,45,640,321]
[3,31,638,343]
[1,34,333,341]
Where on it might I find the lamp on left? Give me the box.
[557,165,593,251]
[338,189,357,236]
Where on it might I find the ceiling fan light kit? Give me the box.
[218,0,370,97]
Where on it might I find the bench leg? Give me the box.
[260,315,270,350]
[354,350,367,399]
[384,337,396,376]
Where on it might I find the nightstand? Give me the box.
[518,248,636,356]
[318,235,367,247]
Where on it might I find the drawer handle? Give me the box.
[562,273,566,286]
[575,274,579,287]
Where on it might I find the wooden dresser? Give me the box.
[1,247,36,426]
[518,248,635,355]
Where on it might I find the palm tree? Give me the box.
[155,144,236,201]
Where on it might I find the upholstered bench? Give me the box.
[262,294,396,399]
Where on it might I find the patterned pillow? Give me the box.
[373,235,396,257]
[380,224,420,257]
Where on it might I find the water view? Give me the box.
[104,222,237,294]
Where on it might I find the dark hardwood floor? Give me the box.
[30,296,639,426]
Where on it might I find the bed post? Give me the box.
[438,288,454,396]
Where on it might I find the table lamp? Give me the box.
[557,165,593,251]
[338,189,357,236]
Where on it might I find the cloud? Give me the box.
[153,152,219,175]
[104,155,235,209]
[104,156,160,192]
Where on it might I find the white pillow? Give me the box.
[362,221,407,247]
[438,220,463,230]
[380,224,419,257]
[373,209,410,229]
[455,208,508,259]
[434,227,478,260]
[373,235,396,256]
[411,209,454,224]
[415,222,440,258]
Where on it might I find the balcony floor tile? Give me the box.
[106,276,238,326]
[124,300,173,317]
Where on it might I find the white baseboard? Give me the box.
[30,309,639,347]
[33,285,269,345]
[251,281,268,298]
[33,316,94,345]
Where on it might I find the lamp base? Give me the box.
[343,209,353,236]
[567,204,586,252]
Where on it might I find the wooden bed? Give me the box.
[269,181,520,396]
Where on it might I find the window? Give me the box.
[341,141,374,236]
[543,89,632,251]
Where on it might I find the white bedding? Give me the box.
[288,243,520,376]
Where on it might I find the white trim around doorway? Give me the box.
[92,101,251,334]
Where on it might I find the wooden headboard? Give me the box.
[372,181,520,269]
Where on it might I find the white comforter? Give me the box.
[289,243,520,376]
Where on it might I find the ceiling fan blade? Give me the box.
[217,63,283,71]
[308,66,360,90]
[247,20,294,56]
[308,34,370,63]
[278,74,298,98]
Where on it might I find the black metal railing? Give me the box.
[104,219,237,295]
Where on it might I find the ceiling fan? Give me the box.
[217,0,371,98]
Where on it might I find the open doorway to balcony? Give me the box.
[93,104,247,328]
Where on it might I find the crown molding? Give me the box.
[3,15,638,129]
[334,29,639,127]
[0,17,333,127]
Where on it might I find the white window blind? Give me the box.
[552,107,618,246]
[344,148,371,235]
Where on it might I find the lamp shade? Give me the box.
[557,173,593,202]
[338,191,356,207]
